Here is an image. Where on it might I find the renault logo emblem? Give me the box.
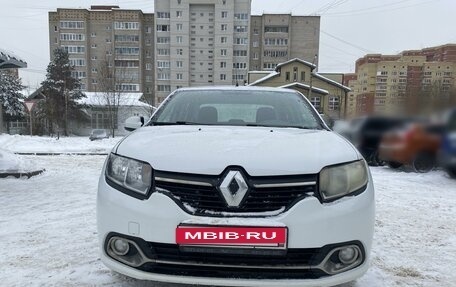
[219,170,249,207]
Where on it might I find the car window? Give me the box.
[151,90,324,129]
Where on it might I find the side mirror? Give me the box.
[125,116,144,132]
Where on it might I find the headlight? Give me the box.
[319,160,368,202]
[106,153,153,197]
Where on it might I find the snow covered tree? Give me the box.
[41,48,86,136]
[0,71,25,126]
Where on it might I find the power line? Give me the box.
[321,30,373,53]
[325,0,438,17]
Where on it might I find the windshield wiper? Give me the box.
[151,121,200,126]
[246,124,320,130]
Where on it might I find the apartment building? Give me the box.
[153,0,251,102]
[349,44,456,116]
[250,14,320,72]
[48,6,155,103]
[49,4,321,105]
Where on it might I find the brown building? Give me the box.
[348,44,456,116]
[49,6,155,103]
[249,58,350,119]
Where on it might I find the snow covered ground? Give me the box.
[0,134,122,154]
[0,155,455,287]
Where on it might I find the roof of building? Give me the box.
[0,49,27,69]
[80,92,151,107]
[279,82,329,95]
[312,73,351,92]
[248,58,351,92]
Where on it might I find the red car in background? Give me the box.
[379,123,443,173]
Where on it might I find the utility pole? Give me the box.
[308,54,318,110]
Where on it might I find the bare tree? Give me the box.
[95,58,139,137]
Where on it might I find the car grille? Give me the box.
[137,242,329,279]
[154,170,318,216]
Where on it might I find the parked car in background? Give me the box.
[89,129,109,141]
[341,116,407,166]
[97,87,375,287]
[379,123,443,173]
[440,109,456,178]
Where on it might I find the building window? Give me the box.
[285,72,290,81]
[114,47,140,55]
[62,45,85,54]
[60,33,85,41]
[233,62,247,69]
[177,23,183,31]
[177,73,183,80]
[177,36,183,43]
[158,73,170,80]
[301,71,306,81]
[60,21,84,29]
[221,49,227,56]
[220,62,226,68]
[293,67,298,81]
[157,48,170,55]
[116,84,140,92]
[235,38,248,45]
[176,11,183,18]
[221,37,227,43]
[157,25,170,32]
[310,97,321,110]
[253,41,259,48]
[177,48,183,55]
[220,74,226,81]
[69,59,85,67]
[91,111,117,129]
[221,11,228,18]
[146,63,152,70]
[221,24,227,31]
[176,61,183,68]
[114,22,140,30]
[157,37,170,44]
[146,26,152,33]
[235,26,248,33]
[253,52,258,60]
[157,85,171,92]
[156,12,171,19]
[234,13,249,20]
[157,61,170,68]
[329,97,340,111]
[233,50,247,57]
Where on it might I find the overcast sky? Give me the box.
[1,0,455,90]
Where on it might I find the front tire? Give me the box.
[446,168,456,178]
[387,161,403,169]
[412,153,435,173]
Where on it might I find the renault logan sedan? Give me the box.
[97,87,375,287]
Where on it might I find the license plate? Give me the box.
[176,226,287,248]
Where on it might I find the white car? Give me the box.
[97,87,375,287]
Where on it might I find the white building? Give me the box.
[154,0,252,102]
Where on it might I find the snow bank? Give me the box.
[0,134,122,154]
[0,149,38,172]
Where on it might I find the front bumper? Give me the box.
[97,171,375,286]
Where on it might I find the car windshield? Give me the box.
[150,89,324,129]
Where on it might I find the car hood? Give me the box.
[115,126,361,176]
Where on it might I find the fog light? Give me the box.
[110,238,129,256]
[338,247,358,264]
